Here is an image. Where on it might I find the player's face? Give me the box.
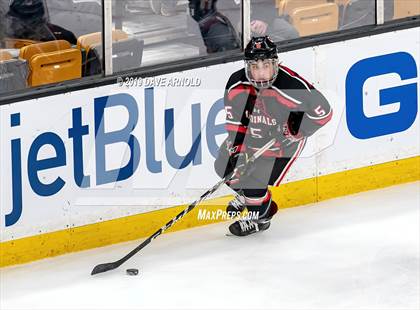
[249,59,276,81]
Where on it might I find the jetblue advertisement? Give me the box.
[0,27,418,240]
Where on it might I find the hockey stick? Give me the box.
[91,138,276,275]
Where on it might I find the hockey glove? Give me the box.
[229,152,256,180]
[282,123,304,146]
[230,152,247,170]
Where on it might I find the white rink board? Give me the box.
[1,27,419,241]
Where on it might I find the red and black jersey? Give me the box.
[224,64,333,157]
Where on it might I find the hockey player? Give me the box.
[214,36,332,236]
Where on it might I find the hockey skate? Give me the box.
[226,195,246,215]
[228,200,277,237]
[228,218,271,236]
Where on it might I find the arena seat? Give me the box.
[19,40,72,62]
[76,30,129,51]
[29,49,81,86]
[77,30,143,75]
[19,40,81,87]
[278,0,327,16]
[86,38,144,75]
[77,30,129,76]
[290,2,339,36]
[393,0,420,19]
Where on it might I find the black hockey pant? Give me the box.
[214,139,303,218]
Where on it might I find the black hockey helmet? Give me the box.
[244,36,279,89]
[244,36,278,61]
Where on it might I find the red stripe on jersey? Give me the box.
[262,149,284,157]
[260,88,299,108]
[273,138,306,186]
[249,146,283,157]
[225,124,247,134]
[280,65,314,89]
[227,84,256,102]
[312,109,333,126]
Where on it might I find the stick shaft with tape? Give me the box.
[91,138,276,275]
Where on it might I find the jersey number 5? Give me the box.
[225,106,234,119]
[314,105,326,117]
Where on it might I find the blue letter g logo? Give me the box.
[346,52,418,139]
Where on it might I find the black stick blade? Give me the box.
[91,262,119,275]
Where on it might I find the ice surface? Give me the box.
[1,182,419,310]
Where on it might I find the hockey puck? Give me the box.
[126,268,139,276]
